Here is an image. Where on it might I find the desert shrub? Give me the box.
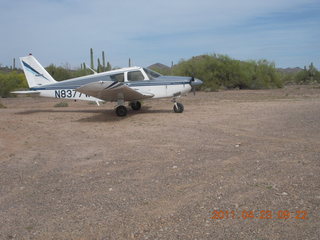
[279,72,296,85]
[0,71,28,97]
[54,102,68,107]
[46,64,72,81]
[249,60,283,89]
[149,66,172,76]
[295,63,320,84]
[172,54,282,91]
[46,64,91,81]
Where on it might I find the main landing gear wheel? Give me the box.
[173,102,184,113]
[116,105,127,117]
[130,101,141,111]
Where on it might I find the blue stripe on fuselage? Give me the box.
[31,81,190,90]
[126,81,190,87]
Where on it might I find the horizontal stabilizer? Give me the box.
[11,90,40,94]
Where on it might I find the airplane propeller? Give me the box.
[190,76,196,95]
[189,76,203,95]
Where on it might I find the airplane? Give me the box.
[13,54,203,117]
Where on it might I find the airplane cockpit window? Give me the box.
[110,73,124,82]
[127,71,145,81]
[143,68,162,79]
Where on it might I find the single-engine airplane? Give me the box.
[13,54,203,116]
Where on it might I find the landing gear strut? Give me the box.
[130,101,142,111]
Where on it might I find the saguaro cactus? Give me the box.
[106,62,111,71]
[97,58,101,73]
[90,48,94,69]
[102,51,106,71]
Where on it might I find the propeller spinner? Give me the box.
[189,77,203,95]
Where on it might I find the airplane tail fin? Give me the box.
[20,54,57,88]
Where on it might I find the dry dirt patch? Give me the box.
[0,85,319,239]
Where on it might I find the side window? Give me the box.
[110,73,124,82]
[127,71,145,81]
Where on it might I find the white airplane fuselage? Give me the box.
[27,67,196,102]
[34,79,192,101]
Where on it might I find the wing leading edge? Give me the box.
[76,81,154,102]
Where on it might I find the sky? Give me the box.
[0,0,319,69]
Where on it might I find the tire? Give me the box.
[130,101,141,111]
[116,105,127,117]
[173,102,184,113]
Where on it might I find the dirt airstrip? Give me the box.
[0,85,319,240]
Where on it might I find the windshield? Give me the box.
[143,68,162,79]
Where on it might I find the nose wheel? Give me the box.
[173,102,184,113]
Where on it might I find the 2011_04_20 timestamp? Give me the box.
[210,210,308,220]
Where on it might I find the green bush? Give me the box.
[0,71,28,97]
[294,63,320,84]
[54,102,68,107]
[45,64,92,81]
[171,54,282,90]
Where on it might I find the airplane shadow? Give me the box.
[16,109,103,115]
[16,106,173,123]
[79,108,173,122]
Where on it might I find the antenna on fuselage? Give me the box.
[87,66,97,75]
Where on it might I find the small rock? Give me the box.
[281,192,288,196]
[172,165,178,169]
[109,188,113,191]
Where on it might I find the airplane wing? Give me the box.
[76,81,154,102]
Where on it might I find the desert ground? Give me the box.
[0,85,319,240]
